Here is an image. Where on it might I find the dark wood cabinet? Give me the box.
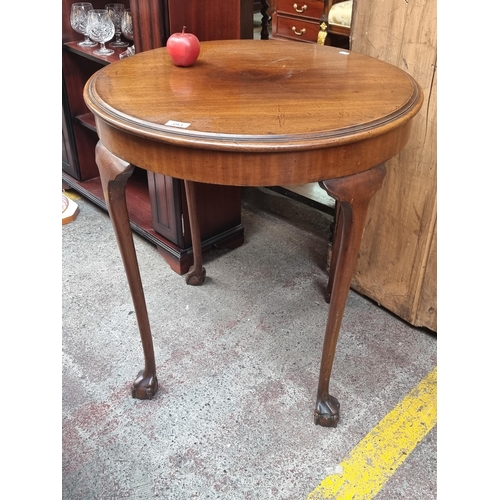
[271,0,349,48]
[272,0,324,43]
[62,0,255,274]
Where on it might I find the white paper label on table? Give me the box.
[165,120,191,128]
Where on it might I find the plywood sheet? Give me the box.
[349,0,437,330]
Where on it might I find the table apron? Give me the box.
[95,118,413,186]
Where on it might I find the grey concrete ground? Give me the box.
[62,187,437,499]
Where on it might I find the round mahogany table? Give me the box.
[84,39,423,427]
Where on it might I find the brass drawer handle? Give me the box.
[293,3,307,12]
[292,26,306,35]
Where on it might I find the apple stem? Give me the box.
[182,26,186,34]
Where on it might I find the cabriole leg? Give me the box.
[314,164,386,427]
[95,141,158,400]
[184,180,206,286]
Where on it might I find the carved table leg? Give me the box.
[184,180,206,286]
[95,141,158,400]
[314,164,386,427]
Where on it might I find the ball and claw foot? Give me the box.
[131,370,158,400]
[314,395,340,427]
[186,265,206,286]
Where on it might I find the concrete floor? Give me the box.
[62,186,437,499]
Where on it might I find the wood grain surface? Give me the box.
[350,0,437,330]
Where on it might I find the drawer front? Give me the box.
[274,15,320,43]
[275,0,324,21]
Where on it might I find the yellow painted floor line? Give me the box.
[307,366,437,500]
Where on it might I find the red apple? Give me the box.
[166,27,200,67]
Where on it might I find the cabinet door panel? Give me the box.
[62,82,79,178]
[148,173,184,246]
[167,0,254,41]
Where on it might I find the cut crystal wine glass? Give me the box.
[87,9,115,57]
[121,8,133,42]
[119,8,135,58]
[105,3,128,48]
[70,2,97,47]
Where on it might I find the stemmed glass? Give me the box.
[86,9,115,57]
[121,8,133,42]
[119,8,135,58]
[70,2,97,47]
[105,3,128,47]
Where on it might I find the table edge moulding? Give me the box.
[83,40,423,428]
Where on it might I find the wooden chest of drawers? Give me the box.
[272,0,324,43]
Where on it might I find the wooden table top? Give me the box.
[85,39,421,149]
[84,39,423,185]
